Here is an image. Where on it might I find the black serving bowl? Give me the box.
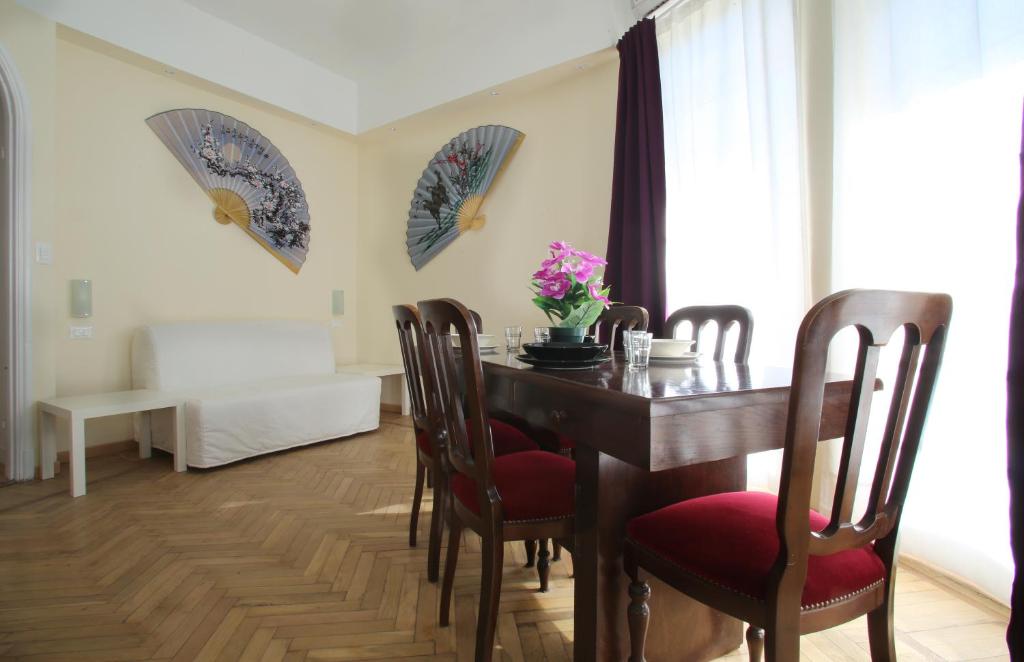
[521,342,608,362]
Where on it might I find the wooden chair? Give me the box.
[419,298,576,662]
[665,304,754,362]
[591,304,649,348]
[392,305,539,583]
[624,289,952,661]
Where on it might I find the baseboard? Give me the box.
[380,403,401,413]
[899,554,1010,617]
[32,439,139,480]
[56,439,138,464]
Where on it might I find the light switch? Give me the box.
[35,242,53,265]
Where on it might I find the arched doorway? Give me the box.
[0,43,33,482]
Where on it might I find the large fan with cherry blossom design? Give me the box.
[146,109,310,273]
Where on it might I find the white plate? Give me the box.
[649,352,700,364]
[650,338,697,358]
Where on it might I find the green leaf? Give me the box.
[560,299,604,329]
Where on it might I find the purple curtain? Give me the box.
[605,18,667,337]
[1008,101,1024,657]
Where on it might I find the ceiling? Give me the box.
[21,0,638,133]
[182,0,635,131]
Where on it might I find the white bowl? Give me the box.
[650,338,697,358]
[452,333,497,349]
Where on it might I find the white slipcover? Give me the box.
[131,321,380,468]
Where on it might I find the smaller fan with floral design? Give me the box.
[406,125,524,270]
[146,109,310,273]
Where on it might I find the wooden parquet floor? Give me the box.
[0,413,1011,661]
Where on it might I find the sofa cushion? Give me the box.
[160,374,380,468]
[132,321,336,391]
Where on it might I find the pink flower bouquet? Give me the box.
[531,241,613,329]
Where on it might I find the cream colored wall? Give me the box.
[0,2,59,426]
[53,36,359,448]
[356,55,619,366]
[2,5,616,452]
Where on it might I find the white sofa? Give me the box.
[131,321,381,468]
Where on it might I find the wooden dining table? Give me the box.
[480,351,858,662]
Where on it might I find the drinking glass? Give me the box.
[504,326,523,352]
[628,332,653,368]
[622,330,640,363]
[533,327,551,343]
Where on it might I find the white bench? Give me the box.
[39,389,186,497]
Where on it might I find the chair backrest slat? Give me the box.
[866,342,921,522]
[829,341,881,528]
[776,290,951,572]
[664,305,753,362]
[591,305,648,349]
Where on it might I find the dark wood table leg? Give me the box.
[575,445,747,661]
[573,444,600,662]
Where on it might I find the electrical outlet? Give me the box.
[69,325,94,339]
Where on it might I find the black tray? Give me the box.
[521,342,608,362]
[515,354,612,370]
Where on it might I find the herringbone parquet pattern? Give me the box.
[0,413,1011,661]
[0,415,575,661]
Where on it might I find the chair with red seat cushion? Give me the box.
[394,305,540,586]
[664,304,754,363]
[393,305,439,572]
[589,304,648,350]
[624,289,952,662]
[418,298,576,662]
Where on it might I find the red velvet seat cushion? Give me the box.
[558,434,576,451]
[626,491,885,609]
[451,450,575,522]
[415,419,539,457]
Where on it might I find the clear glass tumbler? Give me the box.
[504,326,523,352]
[534,327,551,343]
[628,332,653,368]
[622,330,640,364]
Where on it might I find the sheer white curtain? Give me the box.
[657,0,807,489]
[830,0,1024,602]
[658,0,807,366]
[659,0,1024,602]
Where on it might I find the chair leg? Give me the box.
[867,595,897,661]
[746,625,764,662]
[763,628,799,662]
[426,477,445,583]
[523,539,537,567]
[409,460,425,548]
[625,546,650,662]
[439,510,462,627]
[475,534,505,662]
[552,540,562,561]
[537,539,551,592]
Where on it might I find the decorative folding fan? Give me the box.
[146,109,310,273]
[406,125,524,270]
